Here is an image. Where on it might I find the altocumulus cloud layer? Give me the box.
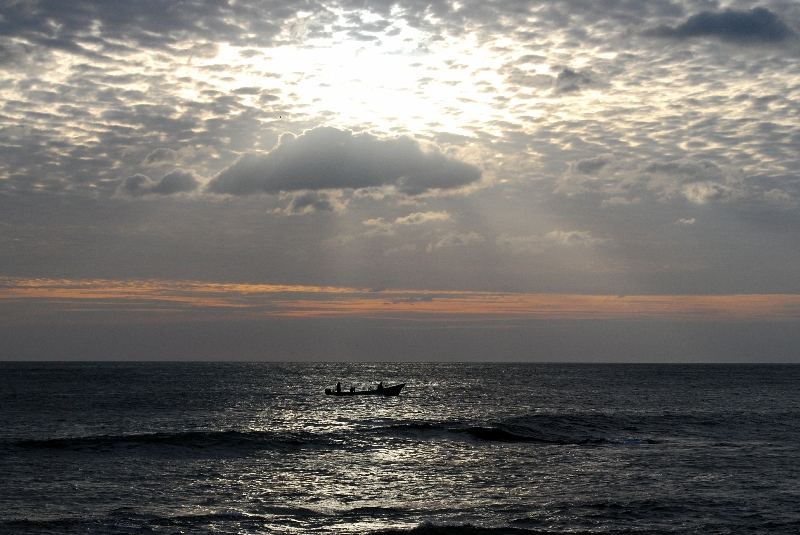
[2,0,800,302]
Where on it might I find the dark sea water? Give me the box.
[1,363,799,534]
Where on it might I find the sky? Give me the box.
[1,0,800,361]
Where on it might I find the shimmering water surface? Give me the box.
[1,363,799,534]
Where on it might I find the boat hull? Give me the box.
[325,384,405,396]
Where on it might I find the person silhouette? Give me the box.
[336,382,341,392]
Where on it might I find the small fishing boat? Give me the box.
[325,383,405,396]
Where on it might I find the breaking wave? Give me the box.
[4,412,657,455]
[381,413,656,446]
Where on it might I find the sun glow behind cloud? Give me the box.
[136,7,538,142]
[2,278,799,324]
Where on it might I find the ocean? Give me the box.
[0,363,798,534]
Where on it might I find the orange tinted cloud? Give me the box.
[269,294,800,321]
[1,277,800,323]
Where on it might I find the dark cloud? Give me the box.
[645,8,796,44]
[516,54,547,65]
[0,37,32,67]
[102,105,198,136]
[233,87,262,95]
[143,148,179,166]
[576,154,613,174]
[207,127,482,196]
[119,169,201,197]
[644,160,722,182]
[286,191,337,214]
[641,159,745,204]
[553,68,598,94]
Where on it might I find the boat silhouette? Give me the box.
[325,383,405,396]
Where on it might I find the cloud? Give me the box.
[680,182,738,204]
[544,230,605,247]
[0,0,293,56]
[118,169,201,197]
[602,196,641,207]
[556,156,745,205]
[644,160,745,204]
[395,211,451,225]
[427,231,484,251]
[575,154,614,175]
[502,67,554,90]
[143,148,181,166]
[283,191,346,214]
[645,8,796,45]
[0,37,31,68]
[363,211,450,236]
[763,188,797,208]
[206,127,482,196]
[553,68,600,94]
[676,218,696,225]
[553,154,623,197]
[7,277,800,323]
[497,230,606,254]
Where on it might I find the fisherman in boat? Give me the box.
[377,382,383,390]
[350,386,355,392]
[336,382,341,393]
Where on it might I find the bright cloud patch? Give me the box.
[544,230,604,247]
[206,128,482,196]
[364,211,451,236]
[497,230,605,254]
